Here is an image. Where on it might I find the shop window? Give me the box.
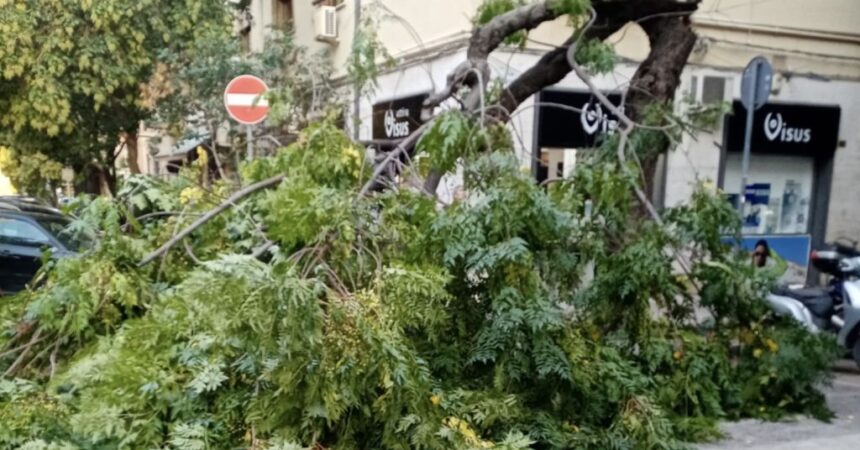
[723,153,814,235]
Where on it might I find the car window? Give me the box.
[0,217,52,247]
[35,216,89,251]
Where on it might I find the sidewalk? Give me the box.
[698,361,860,450]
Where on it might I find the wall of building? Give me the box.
[287,1,860,80]
[275,1,860,237]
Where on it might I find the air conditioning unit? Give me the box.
[315,5,338,43]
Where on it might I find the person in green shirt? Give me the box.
[753,239,788,282]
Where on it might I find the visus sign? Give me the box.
[537,89,624,149]
[372,93,428,141]
[763,112,812,143]
[725,101,840,156]
[383,108,411,138]
[580,101,623,136]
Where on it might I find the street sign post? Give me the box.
[738,57,773,214]
[224,75,270,160]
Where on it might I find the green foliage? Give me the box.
[574,38,616,74]
[0,0,232,191]
[0,147,63,199]
[475,0,528,47]
[0,111,838,449]
[681,98,733,132]
[349,5,395,97]
[548,0,591,16]
[730,322,839,421]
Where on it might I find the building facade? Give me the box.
[244,1,860,278]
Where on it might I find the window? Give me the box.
[0,218,51,247]
[240,30,251,53]
[36,217,89,251]
[723,154,814,235]
[702,76,727,105]
[273,0,293,29]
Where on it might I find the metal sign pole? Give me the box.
[738,56,772,218]
[246,124,254,161]
[739,63,758,215]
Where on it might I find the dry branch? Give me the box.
[4,327,44,378]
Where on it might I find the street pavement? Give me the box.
[698,360,860,450]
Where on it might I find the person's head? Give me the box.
[753,239,770,267]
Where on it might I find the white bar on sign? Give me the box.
[225,94,269,107]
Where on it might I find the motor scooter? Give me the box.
[765,240,860,368]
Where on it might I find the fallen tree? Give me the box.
[0,1,840,449]
[0,118,838,450]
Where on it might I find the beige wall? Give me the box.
[293,0,481,73]
[285,0,860,80]
[281,1,860,238]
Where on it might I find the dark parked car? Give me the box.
[0,196,85,295]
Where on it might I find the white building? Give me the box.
[238,1,860,279]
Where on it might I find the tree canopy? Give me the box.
[0,117,838,449]
[0,0,233,192]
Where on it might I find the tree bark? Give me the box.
[493,1,699,121]
[125,132,142,174]
[97,166,114,198]
[625,14,698,203]
[626,15,698,124]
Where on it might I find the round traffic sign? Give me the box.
[740,56,773,112]
[224,75,270,125]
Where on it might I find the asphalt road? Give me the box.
[698,360,860,450]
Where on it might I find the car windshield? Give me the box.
[35,216,91,251]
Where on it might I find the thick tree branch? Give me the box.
[625,14,698,122]
[382,1,702,197]
[495,0,700,122]
[138,174,285,267]
[424,2,564,114]
[468,3,559,59]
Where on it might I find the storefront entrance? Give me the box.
[720,101,841,283]
[533,89,623,183]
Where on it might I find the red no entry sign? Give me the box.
[224,75,270,125]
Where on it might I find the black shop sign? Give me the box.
[537,89,624,149]
[372,93,428,140]
[724,101,841,156]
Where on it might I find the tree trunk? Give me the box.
[125,132,142,174]
[624,15,698,204]
[97,166,114,198]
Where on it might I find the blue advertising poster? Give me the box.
[723,234,811,284]
[743,183,771,230]
[726,184,773,233]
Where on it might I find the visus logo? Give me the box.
[764,112,811,143]
[384,108,411,138]
[580,102,621,135]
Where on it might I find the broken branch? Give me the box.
[139,174,285,267]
